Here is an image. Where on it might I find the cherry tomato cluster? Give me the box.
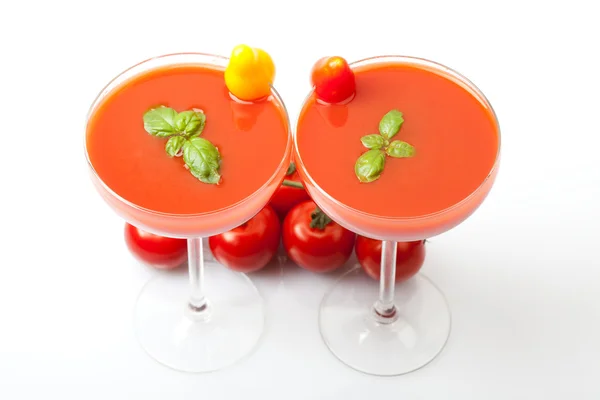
[124,164,426,282]
[124,56,425,280]
[209,160,356,273]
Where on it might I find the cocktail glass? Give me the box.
[85,53,292,372]
[294,56,500,376]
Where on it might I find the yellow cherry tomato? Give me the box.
[255,48,275,82]
[228,44,256,74]
[225,44,276,101]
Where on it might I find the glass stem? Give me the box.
[187,237,208,313]
[373,240,398,322]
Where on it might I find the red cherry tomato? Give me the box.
[283,200,356,273]
[310,56,356,104]
[209,205,280,273]
[124,223,187,270]
[269,161,311,220]
[355,236,426,282]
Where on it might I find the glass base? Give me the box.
[319,267,451,376]
[134,261,264,373]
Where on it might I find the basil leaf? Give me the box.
[183,137,222,184]
[360,134,385,149]
[143,106,178,137]
[189,165,221,184]
[386,140,415,158]
[354,149,386,183]
[379,110,404,140]
[165,136,186,157]
[175,110,206,138]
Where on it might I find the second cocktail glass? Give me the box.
[294,55,501,376]
[85,53,292,373]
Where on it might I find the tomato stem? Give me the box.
[309,207,332,230]
[286,162,296,176]
[282,179,304,189]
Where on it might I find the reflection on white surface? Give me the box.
[133,262,264,372]
[318,268,450,375]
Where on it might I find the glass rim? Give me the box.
[84,52,292,219]
[293,54,502,222]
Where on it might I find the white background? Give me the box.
[1,0,599,398]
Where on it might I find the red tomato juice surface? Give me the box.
[86,65,289,216]
[296,62,499,219]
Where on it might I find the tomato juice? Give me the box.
[295,58,500,240]
[86,60,291,237]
